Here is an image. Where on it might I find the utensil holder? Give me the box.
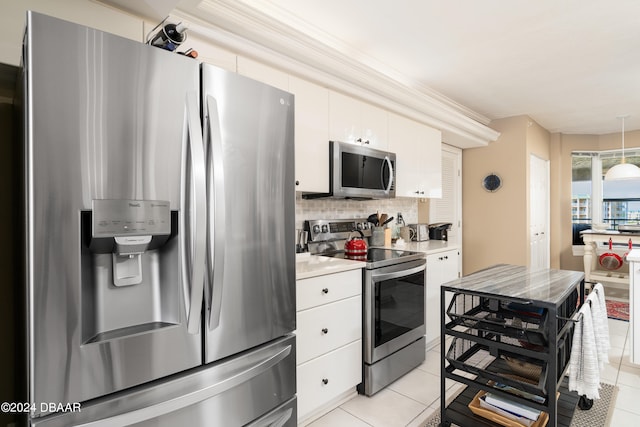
[371,227,385,246]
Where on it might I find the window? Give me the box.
[571,150,640,244]
[601,151,640,228]
[571,154,593,224]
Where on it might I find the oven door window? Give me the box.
[375,269,424,348]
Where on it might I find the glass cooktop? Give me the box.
[324,248,425,269]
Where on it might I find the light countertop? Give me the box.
[627,249,640,263]
[373,239,460,255]
[581,229,640,237]
[296,253,364,280]
[295,240,460,280]
[444,264,583,305]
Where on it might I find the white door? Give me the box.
[529,154,550,269]
[431,145,462,246]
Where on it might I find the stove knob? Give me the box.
[312,225,321,234]
[356,222,363,230]
[321,225,329,233]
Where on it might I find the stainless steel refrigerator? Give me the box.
[21,11,296,426]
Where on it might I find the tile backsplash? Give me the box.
[295,194,419,229]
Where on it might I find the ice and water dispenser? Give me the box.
[81,200,180,344]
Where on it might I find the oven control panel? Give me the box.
[305,218,373,242]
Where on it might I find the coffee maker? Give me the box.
[428,223,452,241]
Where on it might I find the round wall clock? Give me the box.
[482,173,502,192]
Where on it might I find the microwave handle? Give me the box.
[382,155,394,192]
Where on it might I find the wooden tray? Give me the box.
[468,390,549,427]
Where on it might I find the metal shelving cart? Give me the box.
[440,264,585,427]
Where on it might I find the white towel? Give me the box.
[591,283,610,368]
[568,302,600,399]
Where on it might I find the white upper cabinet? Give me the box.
[237,56,289,91]
[289,76,330,193]
[328,91,388,150]
[184,35,237,72]
[388,112,442,198]
[418,124,443,198]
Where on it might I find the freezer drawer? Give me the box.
[31,335,296,427]
[245,396,297,427]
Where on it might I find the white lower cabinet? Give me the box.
[295,269,362,423]
[297,296,361,364]
[297,269,361,310]
[297,340,362,420]
[425,250,460,346]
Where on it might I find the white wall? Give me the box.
[295,195,419,231]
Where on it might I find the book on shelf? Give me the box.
[483,392,541,421]
[492,382,545,404]
[478,395,536,427]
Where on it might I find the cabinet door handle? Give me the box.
[444,256,448,260]
[321,378,329,385]
[295,180,300,186]
[321,328,328,334]
[322,288,329,294]
[356,138,362,143]
[364,139,370,145]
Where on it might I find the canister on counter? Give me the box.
[371,227,385,246]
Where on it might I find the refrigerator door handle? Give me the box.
[73,344,293,427]
[180,91,207,334]
[205,94,226,331]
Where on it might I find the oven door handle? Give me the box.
[371,261,426,282]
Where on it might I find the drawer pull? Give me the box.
[322,288,329,294]
[321,378,329,385]
[321,328,328,334]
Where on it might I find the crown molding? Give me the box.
[139,0,501,147]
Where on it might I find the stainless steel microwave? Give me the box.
[303,141,396,199]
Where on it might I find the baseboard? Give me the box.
[298,389,358,426]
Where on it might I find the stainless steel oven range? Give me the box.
[305,218,426,396]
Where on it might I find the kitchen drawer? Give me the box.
[297,296,361,364]
[296,269,361,311]
[297,340,362,420]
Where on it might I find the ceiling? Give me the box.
[217,0,640,135]
[104,0,640,136]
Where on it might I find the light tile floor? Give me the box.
[307,317,639,427]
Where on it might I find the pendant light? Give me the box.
[604,115,640,180]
